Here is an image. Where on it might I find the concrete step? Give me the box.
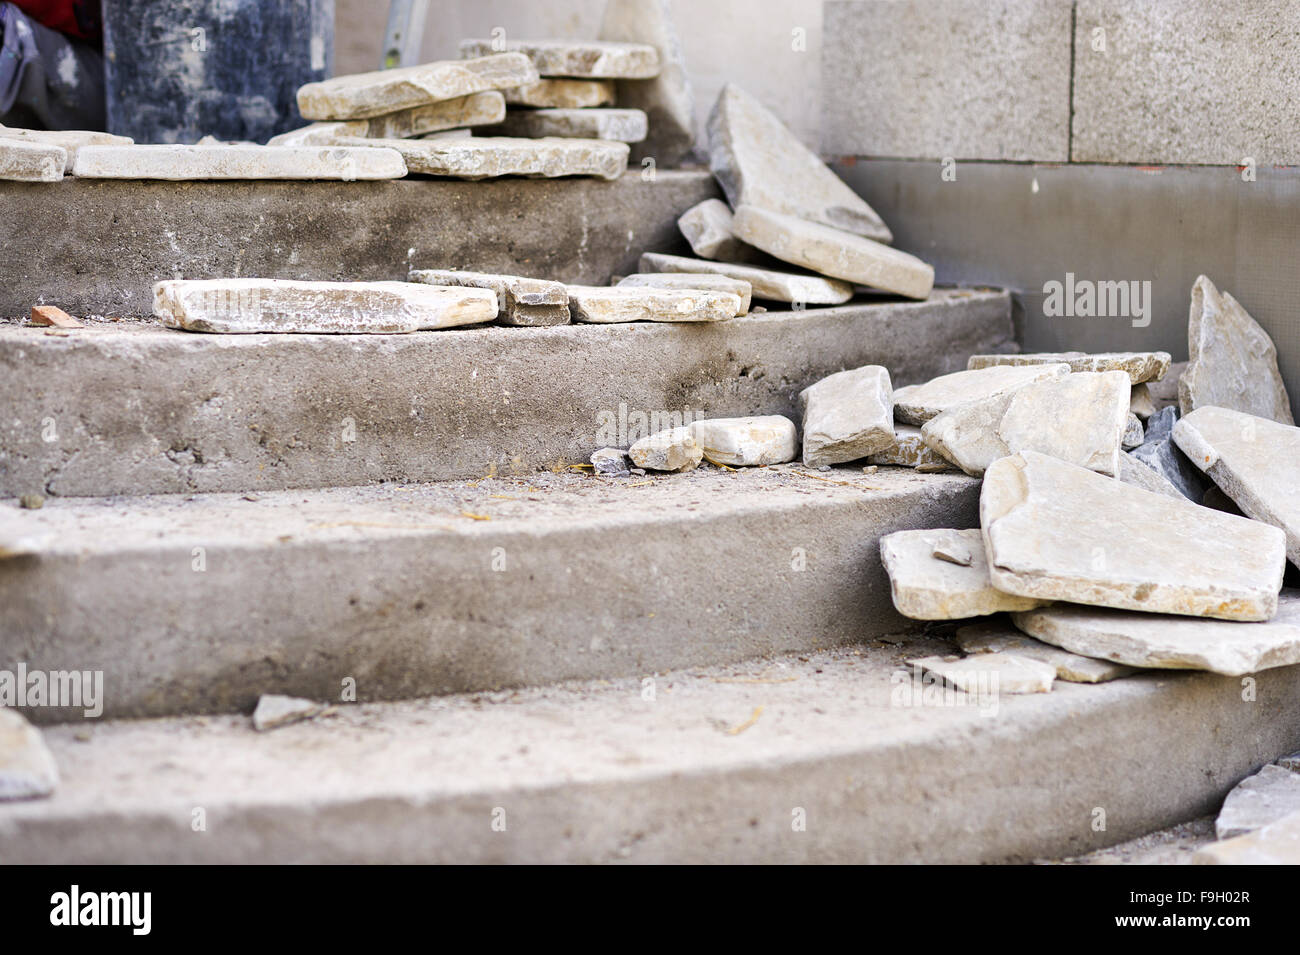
[1,465,980,722]
[0,289,1012,497]
[5,643,1298,863]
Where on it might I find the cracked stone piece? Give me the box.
[1195,809,1300,865]
[1215,765,1300,840]
[252,694,328,731]
[490,107,647,142]
[590,447,631,476]
[984,450,1286,622]
[997,371,1132,477]
[154,279,498,334]
[732,205,933,300]
[567,285,738,323]
[409,268,570,326]
[1012,590,1300,677]
[1181,275,1294,425]
[618,273,750,314]
[459,39,660,80]
[1130,406,1208,502]
[298,53,538,120]
[956,620,1137,683]
[677,198,755,262]
[1122,413,1145,450]
[1118,451,1184,500]
[639,251,852,305]
[0,139,65,181]
[967,350,1171,385]
[880,528,1048,620]
[0,707,58,800]
[335,135,627,180]
[71,144,406,180]
[921,391,1018,477]
[504,78,616,108]
[0,126,131,172]
[864,424,953,470]
[30,306,82,329]
[628,427,702,472]
[799,365,894,467]
[707,83,891,242]
[688,416,796,467]
[1173,406,1300,567]
[1130,384,1156,420]
[907,653,1056,694]
[599,0,695,165]
[894,364,1071,426]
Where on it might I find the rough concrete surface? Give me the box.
[0,466,981,722]
[0,290,1013,496]
[3,644,1298,863]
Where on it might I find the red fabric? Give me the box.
[13,0,100,41]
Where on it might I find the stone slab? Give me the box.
[71,145,407,181]
[338,135,628,180]
[1173,406,1300,567]
[983,451,1286,622]
[0,127,131,172]
[154,279,497,334]
[677,198,754,262]
[920,391,1019,477]
[459,39,660,80]
[894,363,1071,425]
[298,53,538,120]
[639,251,852,305]
[908,652,1056,694]
[1215,764,1300,840]
[689,416,797,468]
[566,285,739,323]
[504,79,616,109]
[822,0,1073,161]
[955,620,1137,683]
[409,268,570,326]
[0,140,65,182]
[800,365,894,467]
[618,273,751,314]
[968,351,1171,384]
[358,91,506,139]
[489,108,647,143]
[997,370,1131,477]
[880,528,1048,620]
[1195,809,1300,865]
[709,83,892,242]
[733,205,933,299]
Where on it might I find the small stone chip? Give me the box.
[18,494,44,510]
[628,427,703,472]
[252,694,328,732]
[30,305,83,328]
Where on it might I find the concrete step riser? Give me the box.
[0,291,1012,498]
[1,470,980,723]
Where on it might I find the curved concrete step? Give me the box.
[1,465,980,722]
[4,643,1298,863]
[0,289,1012,497]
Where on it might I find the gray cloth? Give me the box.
[0,2,104,129]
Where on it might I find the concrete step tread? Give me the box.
[5,641,1299,863]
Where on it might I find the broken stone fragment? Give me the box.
[983,450,1286,622]
[707,83,891,242]
[1130,383,1156,420]
[154,279,498,334]
[1130,405,1208,502]
[71,144,407,180]
[1214,764,1300,840]
[0,139,65,181]
[567,285,739,323]
[409,268,570,327]
[688,416,797,467]
[336,135,627,180]
[1194,809,1300,865]
[0,126,131,171]
[598,0,695,166]
[617,272,751,314]
[1180,275,1294,425]
[732,205,934,300]
[880,528,1049,620]
[996,370,1132,477]
[628,427,703,472]
[907,652,1056,694]
[252,693,328,731]
[1117,450,1185,500]
[894,364,1071,426]
[1122,413,1145,449]
[590,447,631,476]
[1011,589,1300,676]
[799,365,894,467]
[639,251,853,305]
[864,424,952,470]
[955,620,1137,683]
[459,39,660,80]
[298,53,538,120]
[30,305,83,329]
[920,391,1019,477]
[1173,405,1300,567]
[677,198,757,262]
[360,91,506,139]
[967,350,1171,385]
[0,706,58,800]
[504,78,616,109]
[489,107,647,142]
[932,536,973,566]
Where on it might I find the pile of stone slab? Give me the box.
[874,274,1299,692]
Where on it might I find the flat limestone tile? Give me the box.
[489,108,647,143]
[617,272,750,314]
[503,78,616,109]
[71,144,407,180]
[967,350,1171,384]
[153,279,498,334]
[297,53,538,120]
[0,139,65,182]
[955,620,1137,683]
[638,251,852,305]
[0,127,131,172]
[338,135,628,180]
[800,365,895,467]
[880,528,1049,620]
[677,198,756,262]
[359,91,506,139]
[907,652,1056,694]
[996,370,1132,477]
[983,450,1287,622]
[409,268,570,326]
[893,364,1071,425]
[689,416,797,467]
[459,39,660,80]
[567,285,738,324]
